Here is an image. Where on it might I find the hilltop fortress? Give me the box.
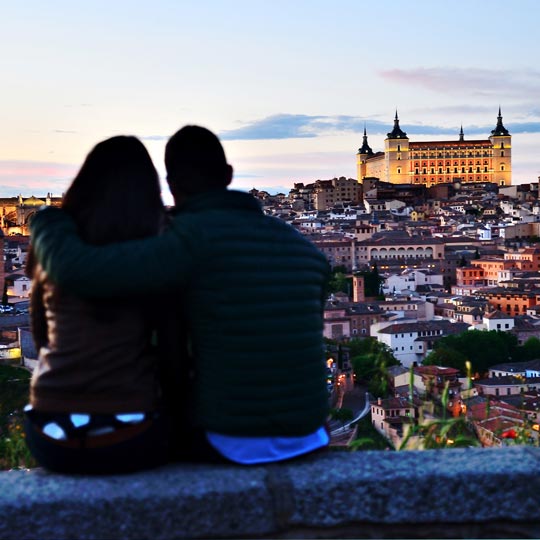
[0,194,62,236]
[357,109,512,188]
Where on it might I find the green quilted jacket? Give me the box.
[30,190,330,436]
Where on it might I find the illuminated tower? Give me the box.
[356,125,374,183]
[489,107,512,187]
[384,111,410,184]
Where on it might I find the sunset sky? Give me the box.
[2,0,540,204]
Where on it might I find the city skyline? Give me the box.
[2,1,540,205]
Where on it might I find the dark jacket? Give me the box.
[30,190,330,436]
[29,265,160,414]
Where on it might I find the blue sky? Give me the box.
[2,0,540,204]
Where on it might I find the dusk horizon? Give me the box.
[2,1,540,203]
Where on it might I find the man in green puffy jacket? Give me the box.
[30,126,331,464]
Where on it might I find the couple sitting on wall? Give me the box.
[25,126,331,474]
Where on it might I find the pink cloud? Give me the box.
[0,160,77,197]
[379,67,540,98]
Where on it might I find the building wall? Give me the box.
[385,137,410,184]
[359,113,512,188]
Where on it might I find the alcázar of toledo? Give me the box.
[357,108,512,188]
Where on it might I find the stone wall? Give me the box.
[1,447,540,539]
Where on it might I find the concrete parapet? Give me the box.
[1,446,540,539]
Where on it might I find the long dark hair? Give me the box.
[62,135,164,244]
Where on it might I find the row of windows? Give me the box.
[410,151,494,158]
[413,177,492,183]
[415,160,490,167]
[415,167,491,174]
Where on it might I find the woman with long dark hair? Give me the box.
[24,136,169,474]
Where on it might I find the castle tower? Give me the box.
[384,111,410,184]
[356,125,374,183]
[489,107,512,186]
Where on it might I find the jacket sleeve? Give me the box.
[30,207,199,297]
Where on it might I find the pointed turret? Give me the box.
[358,125,374,156]
[386,110,407,139]
[491,106,510,136]
[459,125,464,142]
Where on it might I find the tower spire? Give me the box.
[491,107,509,136]
[387,110,407,139]
[358,124,373,156]
[459,124,464,142]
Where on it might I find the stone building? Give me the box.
[357,109,512,188]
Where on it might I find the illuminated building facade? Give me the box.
[357,109,512,188]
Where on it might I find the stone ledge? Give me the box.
[1,447,540,539]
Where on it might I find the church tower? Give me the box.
[356,126,374,183]
[489,107,512,186]
[384,111,410,184]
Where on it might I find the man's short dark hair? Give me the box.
[165,125,229,195]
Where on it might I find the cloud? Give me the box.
[232,173,263,179]
[0,160,76,197]
[141,135,169,141]
[219,113,540,140]
[141,107,540,144]
[54,129,78,134]
[220,114,323,140]
[379,67,540,99]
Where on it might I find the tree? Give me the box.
[519,337,540,361]
[423,347,467,371]
[356,264,384,298]
[351,341,400,397]
[423,330,518,374]
[328,271,352,296]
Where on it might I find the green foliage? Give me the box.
[327,272,352,296]
[399,381,479,451]
[0,365,32,470]
[351,340,400,397]
[399,416,478,450]
[423,330,518,374]
[0,366,30,432]
[423,347,467,371]
[518,337,540,361]
[348,416,393,451]
[355,264,384,298]
[0,412,36,470]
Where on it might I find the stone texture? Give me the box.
[0,447,539,539]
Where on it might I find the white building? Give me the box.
[371,319,469,367]
[383,269,444,295]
